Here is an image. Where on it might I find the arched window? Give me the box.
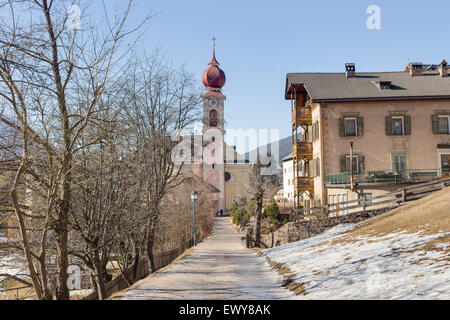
[209,109,218,127]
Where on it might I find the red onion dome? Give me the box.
[202,48,226,90]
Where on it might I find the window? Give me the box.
[341,154,365,173]
[392,153,407,172]
[344,118,357,137]
[209,109,218,127]
[386,115,411,136]
[346,155,359,173]
[340,116,363,137]
[392,116,404,135]
[438,116,450,134]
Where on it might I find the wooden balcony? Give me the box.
[292,107,312,126]
[293,141,313,160]
[294,177,314,192]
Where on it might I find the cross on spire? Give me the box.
[212,36,216,47]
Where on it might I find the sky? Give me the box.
[101,0,450,151]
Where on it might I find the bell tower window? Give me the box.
[209,109,218,127]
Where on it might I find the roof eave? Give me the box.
[284,76,308,100]
[312,95,450,104]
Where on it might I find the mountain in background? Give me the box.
[244,135,292,168]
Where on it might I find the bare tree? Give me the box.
[0,0,147,299]
[123,54,201,273]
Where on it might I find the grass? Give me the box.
[328,187,450,248]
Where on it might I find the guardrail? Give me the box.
[292,177,450,220]
[326,169,441,185]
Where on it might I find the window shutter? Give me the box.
[309,160,315,177]
[385,116,393,136]
[312,122,317,141]
[316,122,320,141]
[432,115,439,134]
[313,122,319,141]
[404,115,411,135]
[358,155,365,173]
[315,158,320,177]
[339,118,345,137]
[340,155,347,173]
[357,117,364,136]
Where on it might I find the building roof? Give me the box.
[285,70,450,102]
[282,153,293,162]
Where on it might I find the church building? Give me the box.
[180,43,251,212]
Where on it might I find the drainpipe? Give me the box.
[350,141,354,191]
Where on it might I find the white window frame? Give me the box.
[437,115,450,134]
[346,155,359,173]
[392,116,405,135]
[392,152,407,172]
[344,117,358,137]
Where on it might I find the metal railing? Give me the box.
[326,169,441,185]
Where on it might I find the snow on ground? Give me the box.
[262,224,450,300]
[0,255,25,279]
[69,289,94,298]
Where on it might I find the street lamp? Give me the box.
[190,190,198,246]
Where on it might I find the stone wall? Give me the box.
[260,207,395,248]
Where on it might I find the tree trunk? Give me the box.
[55,194,70,300]
[254,198,262,248]
[130,250,140,283]
[145,227,156,274]
[94,253,107,300]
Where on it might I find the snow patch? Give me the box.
[263,224,450,299]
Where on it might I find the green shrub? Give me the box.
[263,201,280,221]
[231,200,251,227]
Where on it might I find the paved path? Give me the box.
[115,216,295,300]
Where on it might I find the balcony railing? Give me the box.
[294,177,314,190]
[292,107,312,126]
[326,169,442,185]
[293,141,313,160]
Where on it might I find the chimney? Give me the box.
[439,59,448,77]
[345,63,355,78]
[409,62,423,76]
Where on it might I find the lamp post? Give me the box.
[190,190,198,246]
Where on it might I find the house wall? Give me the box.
[312,103,324,204]
[282,159,294,201]
[319,99,450,205]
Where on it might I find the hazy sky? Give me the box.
[107,0,450,149]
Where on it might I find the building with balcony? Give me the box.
[286,61,450,213]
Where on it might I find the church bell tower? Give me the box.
[201,40,226,211]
